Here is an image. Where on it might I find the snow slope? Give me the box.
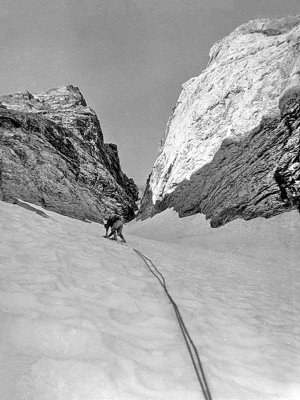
[0,201,299,399]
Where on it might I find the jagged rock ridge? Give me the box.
[139,16,300,226]
[0,85,138,221]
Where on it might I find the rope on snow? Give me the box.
[133,248,212,400]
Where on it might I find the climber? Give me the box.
[104,214,119,237]
[104,214,126,243]
[104,214,116,237]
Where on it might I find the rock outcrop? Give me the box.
[0,85,138,222]
[139,16,300,226]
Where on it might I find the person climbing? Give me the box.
[103,214,117,238]
[104,214,127,243]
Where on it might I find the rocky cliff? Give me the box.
[0,85,138,222]
[139,16,300,226]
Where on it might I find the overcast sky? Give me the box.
[1,0,300,184]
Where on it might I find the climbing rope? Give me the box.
[133,248,213,400]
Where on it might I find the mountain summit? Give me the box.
[0,85,138,221]
[139,16,300,226]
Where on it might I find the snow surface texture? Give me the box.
[0,201,299,399]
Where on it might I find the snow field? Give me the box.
[0,202,199,400]
[0,201,300,399]
[127,210,300,399]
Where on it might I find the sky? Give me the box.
[1,0,300,185]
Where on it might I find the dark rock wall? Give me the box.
[0,86,138,222]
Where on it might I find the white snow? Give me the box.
[0,201,299,399]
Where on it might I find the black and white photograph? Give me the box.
[0,1,299,399]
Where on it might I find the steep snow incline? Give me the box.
[0,202,199,400]
[127,210,300,399]
[128,208,300,264]
[1,201,300,399]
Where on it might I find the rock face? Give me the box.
[139,16,300,226]
[0,85,138,222]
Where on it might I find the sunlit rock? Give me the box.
[139,16,300,225]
